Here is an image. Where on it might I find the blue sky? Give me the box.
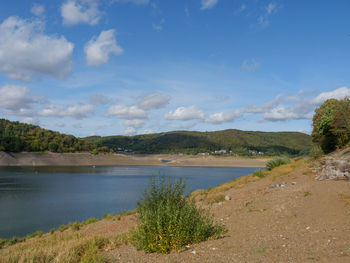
[0,0,350,137]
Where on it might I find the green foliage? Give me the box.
[266,157,290,171]
[82,217,99,225]
[131,176,226,254]
[252,169,265,178]
[69,222,81,231]
[58,224,69,232]
[86,129,311,156]
[312,98,350,153]
[50,228,55,235]
[309,145,324,159]
[25,230,43,239]
[0,118,112,153]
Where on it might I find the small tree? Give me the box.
[312,98,350,153]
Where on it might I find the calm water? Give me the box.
[0,166,259,238]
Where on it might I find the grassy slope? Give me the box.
[86,129,311,156]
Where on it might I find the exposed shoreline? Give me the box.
[0,151,268,167]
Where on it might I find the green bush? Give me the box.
[266,157,290,171]
[252,169,265,178]
[58,224,69,232]
[70,222,81,231]
[131,176,226,254]
[309,145,324,159]
[82,217,99,225]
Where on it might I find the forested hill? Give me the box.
[86,129,311,156]
[0,119,99,153]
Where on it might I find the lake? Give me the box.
[0,166,259,238]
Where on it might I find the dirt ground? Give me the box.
[0,151,268,167]
[104,161,350,263]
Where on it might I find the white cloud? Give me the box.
[311,87,350,105]
[121,127,136,136]
[113,0,149,4]
[0,84,38,116]
[107,105,147,119]
[31,4,45,16]
[241,59,260,72]
[40,104,94,119]
[22,117,40,125]
[200,0,218,10]
[138,93,170,110]
[61,0,101,26]
[0,16,74,81]
[84,29,123,66]
[89,93,116,105]
[258,87,350,122]
[205,110,243,124]
[137,129,153,135]
[258,2,279,28]
[124,119,145,128]
[245,94,283,114]
[165,106,204,121]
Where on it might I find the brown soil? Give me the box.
[0,151,268,167]
[1,159,350,262]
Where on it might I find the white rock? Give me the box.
[225,194,232,201]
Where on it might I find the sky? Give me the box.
[0,0,350,137]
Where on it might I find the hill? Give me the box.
[86,130,311,156]
[0,119,100,153]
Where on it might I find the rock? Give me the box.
[225,194,231,201]
[291,181,297,185]
[270,184,278,188]
[191,250,196,255]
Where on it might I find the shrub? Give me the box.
[266,157,290,171]
[58,224,69,232]
[70,222,81,231]
[26,230,43,239]
[82,217,99,225]
[309,145,324,159]
[131,176,226,254]
[0,238,8,248]
[50,228,55,234]
[252,169,265,178]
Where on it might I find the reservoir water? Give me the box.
[0,166,259,238]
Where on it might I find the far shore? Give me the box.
[0,151,268,167]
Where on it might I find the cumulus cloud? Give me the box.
[245,94,283,114]
[200,0,218,10]
[0,16,74,81]
[165,106,204,121]
[61,0,101,26]
[31,4,45,16]
[0,84,39,116]
[205,110,243,124]
[84,29,123,66]
[258,87,350,122]
[107,105,147,119]
[138,93,170,110]
[241,59,260,72]
[124,119,145,128]
[40,104,94,119]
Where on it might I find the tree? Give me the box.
[312,98,350,153]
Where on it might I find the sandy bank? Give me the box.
[0,151,268,167]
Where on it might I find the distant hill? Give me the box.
[0,119,101,153]
[86,129,311,156]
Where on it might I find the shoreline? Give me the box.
[0,151,268,167]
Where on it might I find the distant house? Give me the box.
[214,149,227,154]
[197,152,209,156]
